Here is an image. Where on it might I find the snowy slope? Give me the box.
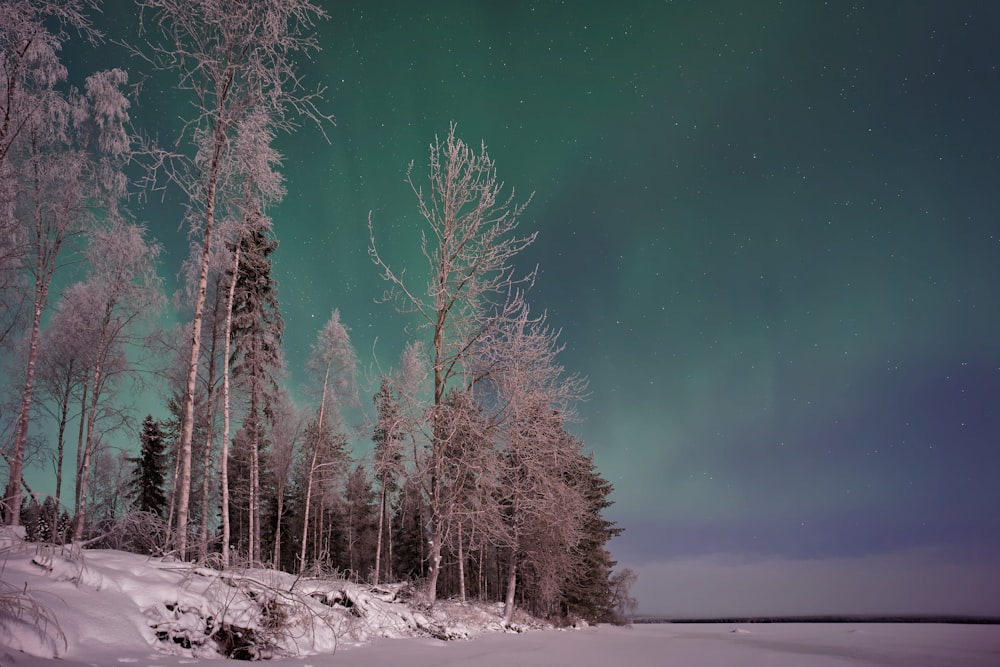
[0,526,536,664]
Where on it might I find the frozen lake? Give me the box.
[12,621,997,667]
[344,622,1000,667]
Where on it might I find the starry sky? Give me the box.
[68,1,1000,615]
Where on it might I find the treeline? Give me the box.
[1,1,631,625]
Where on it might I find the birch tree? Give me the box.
[1,1,98,350]
[3,65,131,526]
[475,305,588,622]
[135,0,329,556]
[368,124,535,605]
[72,220,164,540]
[34,299,90,532]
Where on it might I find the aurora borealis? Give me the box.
[60,1,1000,615]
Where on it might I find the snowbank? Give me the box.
[0,527,538,664]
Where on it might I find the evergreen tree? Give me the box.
[343,464,377,579]
[560,448,623,623]
[21,498,42,541]
[229,210,284,564]
[392,477,427,582]
[129,416,168,517]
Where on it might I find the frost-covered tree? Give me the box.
[265,388,302,569]
[368,124,536,605]
[72,220,164,540]
[33,298,90,535]
[2,58,131,525]
[474,305,589,622]
[134,0,329,557]
[298,309,357,573]
[371,376,403,585]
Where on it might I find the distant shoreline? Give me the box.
[632,615,1000,625]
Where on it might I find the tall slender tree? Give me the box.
[72,220,164,540]
[33,297,90,535]
[371,376,403,585]
[229,211,283,565]
[298,309,357,573]
[368,124,536,605]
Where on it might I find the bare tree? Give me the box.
[608,568,639,624]
[267,388,302,569]
[1,1,99,350]
[368,123,536,605]
[3,64,131,525]
[298,309,357,573]
[474,305,588,622]
[33,299,89,533]
[72,220,164,540]
[134,0,330,557]
[219,241,239,566]
[0,1,97,167]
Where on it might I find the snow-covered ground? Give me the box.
[2,527,998,666]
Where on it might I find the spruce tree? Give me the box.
[129,416,169,517]
[560,449,623,623]
[229,211,284,564]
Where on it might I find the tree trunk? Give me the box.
[220,244,240,567]
[272,487,283,568]
[298,446,318,574]
[5,281,47,525]
[52,363,73,538]
[457,525,466,602]
[503,552,517,625]
[299,364,330,573]
[176,139,224,560]
[387,505,393,584]
[374,480,386,585]
[424,507,444,606]
[74,318,110,541]
[198,309,220,561]
[248,391,259,565]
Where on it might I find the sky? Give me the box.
[45,1,1000,616]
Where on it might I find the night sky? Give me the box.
[69,1,1000,615]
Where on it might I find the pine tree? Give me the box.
[129,416,169,517]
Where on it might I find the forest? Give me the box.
[0,0,631,625]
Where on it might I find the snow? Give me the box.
[2,528,999,666]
